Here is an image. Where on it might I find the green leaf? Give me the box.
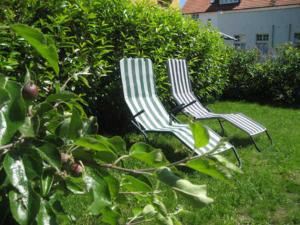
[82,116,98,135]
[37,200,57,225]
[68,107,82,139]
[46,92,80,103]
[83,167,111,215]
[142,204,156,216]
[102,173,119,200]
[48,193,70,224]
[0,80,26,145]
[4,152,40,225]
[101,207,120,225]
[122,175,152,193]
[0,88,9,108]
[65,176,86,194]
[9,190,40,225]
[156,167,213,205]
[107,136,126,154]
[189,122,209,148]
[41,170,55,197]
[186,158,232,184]
[212,155,243,174]
[4,152,29,197]
[142,204,173,225]
[23,148,43,179]
[129,142,168,167]
[75,136,117,163]
[19,117,35,137]
[35,143,61,171]
[11,24,59,74]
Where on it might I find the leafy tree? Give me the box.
[0,25,240,225]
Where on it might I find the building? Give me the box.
[133,0,180,8]
[182,0,300,53]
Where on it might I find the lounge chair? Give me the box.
[167,59,272,151]
[120,58,241,166]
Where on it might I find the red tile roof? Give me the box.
[182,0,300,14]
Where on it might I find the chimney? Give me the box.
[270,0,276,6]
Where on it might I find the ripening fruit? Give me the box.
[22,83,39,100]
[71,163,83,175]
[60,153,70,163]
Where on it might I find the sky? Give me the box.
[180,0,186,7]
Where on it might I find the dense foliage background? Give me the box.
[0,0,228,133]
[223,45,300,105]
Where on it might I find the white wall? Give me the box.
[196,5,300,50]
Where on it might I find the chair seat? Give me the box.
[192,112,266,136]
[146,123,233,155]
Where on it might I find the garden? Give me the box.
[0,0,299,224]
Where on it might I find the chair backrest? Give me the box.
[167,59,209,116]
[120,58,171,130]
[167,59,193,96]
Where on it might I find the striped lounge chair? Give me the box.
[120,58,241,166]
[167,59,272,152]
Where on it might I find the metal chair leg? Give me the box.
[232,146,242,168]
[131,120,148,142]
[250,130,273,152]
[218,119,225,136]
[266,130,273,145]
[250,135,261,152]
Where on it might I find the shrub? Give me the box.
[223,45,300,105]
[0,0,228,133]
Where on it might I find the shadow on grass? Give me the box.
[229,136,253,148]
[219,98,300,110]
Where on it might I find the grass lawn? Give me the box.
[64,101,300,225]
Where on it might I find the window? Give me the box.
[256,34,269,54]
[219,0,240,5]
[234,34,246,50]
[294,33,300,47]
[191,14,199,20]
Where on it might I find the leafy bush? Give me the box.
[0,0,228,133]
[0,24,241,225]
[223,45,300,105]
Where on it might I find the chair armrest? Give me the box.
[170,100,196,116]
[169,100,196,125]
[132,110,145,120]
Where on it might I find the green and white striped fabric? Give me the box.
[120,58,235,155]
[167,59,267,137]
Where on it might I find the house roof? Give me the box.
[182,0,300,14]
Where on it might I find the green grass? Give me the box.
[64,101,300,225]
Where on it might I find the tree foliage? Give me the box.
[0,24,240,225]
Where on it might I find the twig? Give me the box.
[61,76,73,91]
[0,138,24,152]
[119,190,161,195]
[101,150,211,174]
[100,163,153,175]
[113,155,129,165]
[137,153,206,172]
[126,218,154,225]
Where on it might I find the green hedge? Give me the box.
[0,0,228,133]
[223,45,300,105]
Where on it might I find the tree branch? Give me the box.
[113,154,130,165]
[0,138,24,152]
[100,163,153,175]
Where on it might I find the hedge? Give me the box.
[223,45,300,105]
